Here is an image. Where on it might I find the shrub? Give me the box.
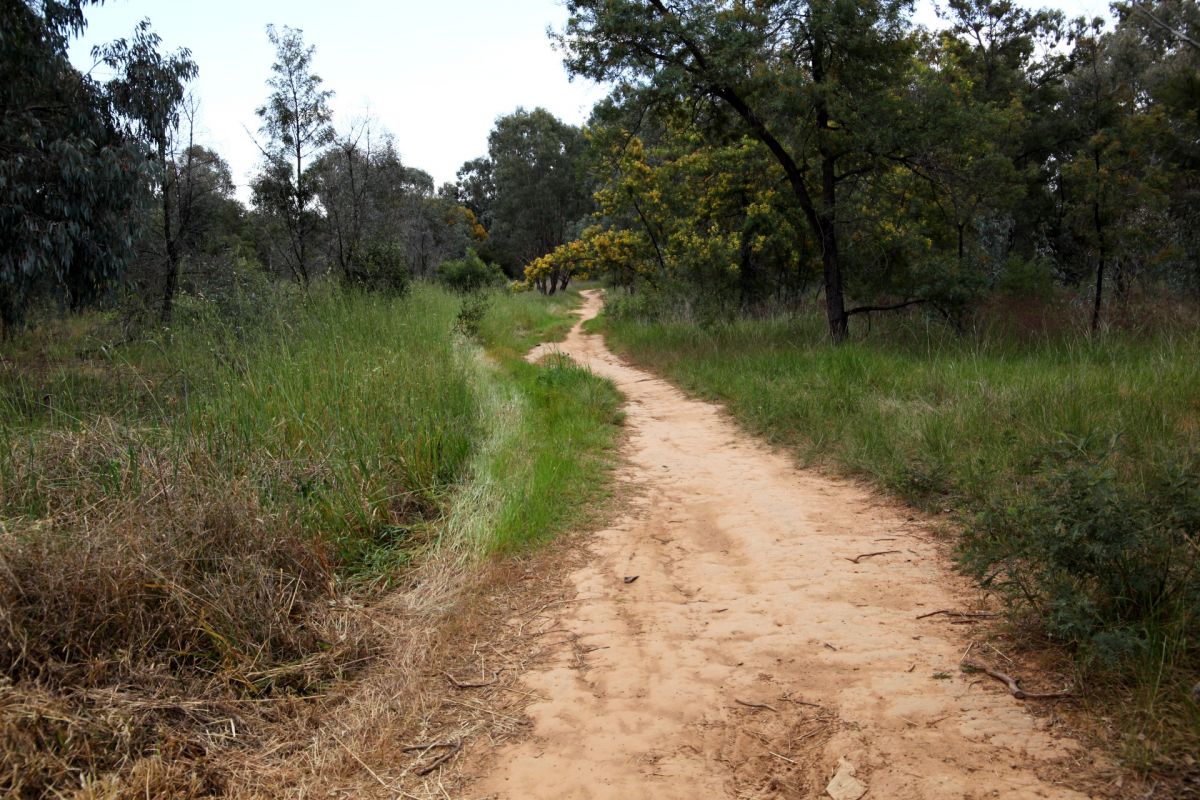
[962,437,1200,674]
[436,248,505,293]
[454,292,491,339]
[343,240,411,296]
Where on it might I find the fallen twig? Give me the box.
[961,661,1072,700]
[768,750,798,765]
[844,550,901,564]
[444,670,500,689]
[401,741,460,753]
[916,609,998,620]
[414,738,463,776]
[735,698,778,713]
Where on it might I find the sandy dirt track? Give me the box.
[472,289,1093,799]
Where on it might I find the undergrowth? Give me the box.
[600,291,1200,772]
[0,281,621,797]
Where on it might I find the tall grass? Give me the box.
[463,287,623,553]
[0,281,621,797]
[602,298,1200,767]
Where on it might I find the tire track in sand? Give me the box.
[472,289,1092,799]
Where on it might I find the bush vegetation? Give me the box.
[437,248,508,294]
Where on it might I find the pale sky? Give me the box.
[68,0,1115,202]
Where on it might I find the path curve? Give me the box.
[475,289,1091,799]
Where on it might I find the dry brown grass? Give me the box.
[220,535,588,799]
[0,420,608,799]
[0,423,377,798]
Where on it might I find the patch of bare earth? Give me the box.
[459,290,1111,799]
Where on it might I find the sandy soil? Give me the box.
[468,289,1098,799]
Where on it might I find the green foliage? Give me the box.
[455,108,592,272]
[965,437,1200,672]
[251,24,334,284]
[343,240,410,296]
[453,292,490,339]
[437,248,506,293]
[0,0,148,329]
[96,19,197,153]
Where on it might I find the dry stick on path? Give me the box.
[413,738,464,776]
[845,550,902,564]
[916,609,998,620]
[401,742,460,753]
[962,661,1073,701]
[735,698,779,713]
[444,670,500,689]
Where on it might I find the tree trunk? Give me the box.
[160,145,180,326]
[1091,150,1105,333]
[160,247,180,325]
[819,217,848,343]
[818,114,847,343]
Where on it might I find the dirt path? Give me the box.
[472,289,1093,799]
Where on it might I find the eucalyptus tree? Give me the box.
[252,25,334,285]
[1108,0,1200,295]
[455,156,496,232]
[558,0,920,341]
[459,108,591,278]
[0,0,146,330]
[314,120,377,281]
[1058,18,1171,329]
[97,20,198,323]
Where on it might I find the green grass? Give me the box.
[602,314,1199,509]
[601,299,1199,768]
[1,282,620,564]
[0,279,622,797]
[471,286,623,552]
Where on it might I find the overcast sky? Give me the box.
[68,0,1115,201]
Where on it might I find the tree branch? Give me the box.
[1134,2,1200,51]
[845,297,926,316]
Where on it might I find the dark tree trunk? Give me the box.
[160,146,180,326]
[816,79,847,343]
[1091,150,1106,333]
[818,216,848,343]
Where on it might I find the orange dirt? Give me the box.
[470,289,1098,799]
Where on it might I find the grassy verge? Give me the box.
[0,280,621,797]
[600,296,1199,770]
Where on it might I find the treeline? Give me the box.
[1,1,520,333]
[524,0,1200,340]
[6,1,1198,341]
